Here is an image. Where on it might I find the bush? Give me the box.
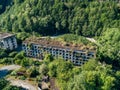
[9,51,18,58]
[0,78,9,89]
[0,49,7,58]
[0,58,13,64]
[10,70,17,76]
[19,76,26,80]
[34,61,42,66]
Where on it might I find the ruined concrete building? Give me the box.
[0,32,17,50]
[22,37,96,65]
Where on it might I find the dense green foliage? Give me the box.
[0,49,7,58]
[0,51,41,66]
[68,60,116,90]
[0,0,119,36]
[98,28,120,68]
[43,55,120,90]
[0,78,8,89]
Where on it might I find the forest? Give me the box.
[0,0,120,90]
[0,0,119,36]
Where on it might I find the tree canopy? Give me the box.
[0,0,119,36]
[98,28,120,68]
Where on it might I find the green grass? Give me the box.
[56,34,92,45]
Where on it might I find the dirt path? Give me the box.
[0,65,40,90]
[0,65,21,71]
[86,37,100,46]
[86,37,97,43]
[7,78,38,90]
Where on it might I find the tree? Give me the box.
[81,59,98,71]
[43,54,54,64]
[20,58,30,67]
[0,0,119,36]
[101,76,115,90]
[14,51,25,60]
[30,67,39,78]
[98,28,120,68]
[9,51,18,58]
[39,64,48,76]
[27,66,39,78]
[56,59,73,82]
[0,49,7,58]
[115,71,120,89]
[0,78,9,90]
[68,59,117,90]
[48,62,57,77]
[14,0,24,4]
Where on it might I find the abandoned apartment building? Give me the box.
[22,37,96,65]
[0,32,17,50]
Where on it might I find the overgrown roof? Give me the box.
[23,37,96,52]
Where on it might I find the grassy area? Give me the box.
[56,34,94,46]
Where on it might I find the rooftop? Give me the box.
[0,32,14,40]
[23,37,96,51]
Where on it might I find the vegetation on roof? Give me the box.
[23,34,96,51]
[56,34,94,45]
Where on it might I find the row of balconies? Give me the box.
[22,43,95,65]
[23,45,94,57]
[24,49,93,60]
[24,49,91,61]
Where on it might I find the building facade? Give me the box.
[0,32,17,50]
[22,38,96,65]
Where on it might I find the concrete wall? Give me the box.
[0,36,17,50]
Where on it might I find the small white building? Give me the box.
[0,32,17,50]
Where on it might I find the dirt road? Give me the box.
[7,78,39,90]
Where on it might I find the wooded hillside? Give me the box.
[0,0,120,36]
